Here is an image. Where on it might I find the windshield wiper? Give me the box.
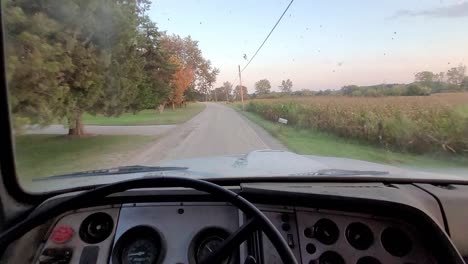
[34,165,188,180]
[289,169,389,177]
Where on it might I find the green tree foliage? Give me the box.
[447,64,466,87]
[5,0,216,135]
[255,79,271,95]
[234,85,248,101]
[404,83,431,96]
[414,71,435,83]
[4,0,74,130]
[462,77,468,91]
[160,34,219,101]
[220,81,233,101]
[279,79,293,93]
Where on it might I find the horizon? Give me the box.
[149,0,468,92]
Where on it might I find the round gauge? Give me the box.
[122,238,159,264]
[196,235,230,264]
[346,222,374,250]
[356,256,381,264]
[79,212,114,244]
[313,218,339,245]
[381,227,412,257]
[112,226,165,264]
[188,227,232,264]
[318,251,345,264]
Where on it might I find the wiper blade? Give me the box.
[290,169,389,177]
[34,165,188,181]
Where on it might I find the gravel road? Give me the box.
[128,102,286,165]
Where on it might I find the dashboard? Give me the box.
[6,182,468,264]
[34,203,434,264]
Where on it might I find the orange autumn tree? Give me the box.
[169,56,195,110]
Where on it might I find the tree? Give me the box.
[447,64,466,86]
[136,17,177,113]
[169,56,195,109]
[5,0,214,136]
[279,79,293,93]
[255,79,271,95]
[4,1,74,130]
[341,85,359,96]
[414,71,435,83]
[462,77,468,91]
[234,85,248,101]
[221,81,233,101]
[5,0,160,136]
[161,34,218,99]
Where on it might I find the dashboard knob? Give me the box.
[345,222,374,250]
[318,251,345,264]
[79,212,114,244]
[313,219,339,245]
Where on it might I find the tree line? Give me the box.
[4,0,218,135]
[210,78,294,101]
[341,64,467,97]
[230,64,467,99]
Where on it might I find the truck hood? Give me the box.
[25,150,467,193]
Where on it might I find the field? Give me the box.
[83,103,205,126]
[245,93,468,156]
[239,110,468,170]
[15,135,157,180]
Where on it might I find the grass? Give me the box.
[235,105,468,169]
[15,134,157,180]
[83,103,205,126]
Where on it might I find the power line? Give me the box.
[228,0,294,88]
[240,0,294,73]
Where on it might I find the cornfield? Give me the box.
[246,93,468,155]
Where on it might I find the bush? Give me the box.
[405,84,432,96]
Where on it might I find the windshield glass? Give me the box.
[2,0,468,192]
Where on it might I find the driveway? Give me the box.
[26,124,176,136]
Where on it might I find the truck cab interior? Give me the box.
[2,1,468,264]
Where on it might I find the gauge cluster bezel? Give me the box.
[187,227,233,264]
[111,226,166,264]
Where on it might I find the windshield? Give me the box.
[2,0,468,192]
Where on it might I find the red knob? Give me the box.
[50,226,74,244]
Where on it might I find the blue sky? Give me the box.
[149,0,468,91]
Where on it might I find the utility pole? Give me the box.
[238,65,244,110]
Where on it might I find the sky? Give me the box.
[149,0,468,91]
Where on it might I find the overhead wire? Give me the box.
[228,0,294,90]
[240,0,294,73]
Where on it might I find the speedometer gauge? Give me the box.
[196,235,230,264]
[112,226,165,264]
[122,238,158,264]
[188,227,232,264]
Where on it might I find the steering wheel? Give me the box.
[0,176,298,264]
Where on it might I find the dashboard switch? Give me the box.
[39,248,72,264]
[50,226,74,244]
[287,234,295,248]
[304,227,313,238]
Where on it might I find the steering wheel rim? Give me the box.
[0,176,298,264]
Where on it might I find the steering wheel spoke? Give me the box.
[199,218,260,264]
